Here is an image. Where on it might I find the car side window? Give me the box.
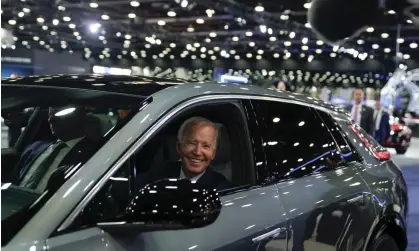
[250,100,336,181]
[314,110,363,163]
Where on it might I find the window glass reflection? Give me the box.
[252,100,334,179]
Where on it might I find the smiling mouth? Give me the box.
[189,158,203,163]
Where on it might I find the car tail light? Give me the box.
[349,124,391,161]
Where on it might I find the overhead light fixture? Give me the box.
[284,41,291,46]
[246,31,253,36]
[23,8,30,13]
[158,20,166,25]
[257,49,264,54]
[384,48,391,53]
[101,14,110,20]
[206,9,215,18]
[259,25,267,33]
[316,40,324,45]
[403,54,410,59]
[125,34,132,39]
[235,55,240,60]
[37,17,45,23]
[410,42,418,49]
[232,36,239,41]
[42,25,48,30]
[63,16,71,22]
[372,44,379,49]
[280,15,289,20]
[128,13,136,18]
[205,38,211,43]
[388,10,395,14]
[254,5,264,12]
[305,23,311,28]
[181,0,188,8]
[330,53,337,57]
[316,49,322,54]
[249,42,255,47]
[304,2,312,9]
[90,2,98,8]
[269,36,277,41]
[187,26,195,32]
[302,45,308,50]
[69,23,76,29]
[18,12,24,17]
[302,37,308,44]
[196,18,204,24]
[256,55,262,60]
[246,53,253,58]
[381,33,389,38]
[168,11,176,17]
[130,1,140,7]
[170,43,176,48]
[194,42,200,47]
[289,32,296,38]
[366,27,374,32]
[89,23,101,33]
[397,38,405,43]
[209,32,217,37]
[407,19,413,24]
[357,39,364,44]
[274,53,280,58]
[8,20,17,25]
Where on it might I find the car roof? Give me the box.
[2,74,350,117]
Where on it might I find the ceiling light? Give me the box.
[201,47,207,53]
[101,14,110,20]
[407,19,413,24]
[284,41,291,46]
[246,31,253,36]
[73,31,79,36]
[158,20,166,25]
[280,15,289,20]
[397,38,405,43]
[289,32,296,38]
[372,44,379,49]
[18,12,24,17]
[410,42,418,49]
[256,55,262,60]
[403,54,410,59]
[211,55,217,60]
[206,9,215,18]
[99,35,105,40]
[268,28,273,35]
[63,16,71,22]
[187,26,195,32]
[33,36,39,41]
[330,53,336,57]
[224,25,229,30]
[23,8,30,13]
[316,40,324,45]
[8,20,17,25]
[315,49,322,54]
[304,2,312,8]
[305,23,312,28]
[128,13,136,18]
[196,18,204,24]
[37,17,45,23]
[209,32,217,37]
[274,53,280,58]
[269,37,277,41]
[69,23,76,29]
[89,23,101,33]
[254,5,264,12]
[249,42,255,47]
[170,43,176,48]
[194,42,200,47]
[388,10,395,14]
[232,36,239,41]
[42,25,48,30]
[235,55,240,60]
[259,25,267,33]
[181,0,188,8]
[205,38,211,43]
[130,1,140,7]
[381,33,389,38]
[302,45,308,50]
[357,39,364,44]
[246,53,252,58]
[90,2,98,8]
[302,37,308,44]
[58,6,66,11]
[384,48,391,53]
[168,11,176,17]
[258,49,264,54]
[214,47,220,51]
[366,27,374,32]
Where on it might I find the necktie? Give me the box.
[353,105,359,123]
[23,142,67,189]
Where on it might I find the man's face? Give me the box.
[375,100,381,109]
[277,82,286,91]
[48,107,83,139]
[177,123,217,176]
[353,89,364,104]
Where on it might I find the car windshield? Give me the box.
[1,83,155,245]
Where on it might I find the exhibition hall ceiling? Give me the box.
[2,0,418,64]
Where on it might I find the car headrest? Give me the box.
[212,123,231,165]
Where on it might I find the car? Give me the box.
[381,116,412,154]
[1,75,408,251]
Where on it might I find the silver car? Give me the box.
[1,75,408,251]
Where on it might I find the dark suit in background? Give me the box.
[373,109,390,145]
[346,104,375,135]
[151,161,230,191]
[11,138,97,187]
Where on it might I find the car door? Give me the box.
[45,98,288,251]
[247,99,375,251]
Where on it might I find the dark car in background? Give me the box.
[1,75,408,251]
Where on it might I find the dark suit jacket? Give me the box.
[11,137,97,186]
[346,105,375,135]
[374,111,390,145]
[152,161,230,191]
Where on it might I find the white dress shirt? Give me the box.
[351,104,362,125]
[21,137,84,192]
[374,108,383,131]
[179,166,206,182]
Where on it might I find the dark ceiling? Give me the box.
[1,0,418,65]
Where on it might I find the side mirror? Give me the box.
[99,179,222,232]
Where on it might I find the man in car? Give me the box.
[346,89,375,135]
[12,106,97,192]
[157,117,230,191]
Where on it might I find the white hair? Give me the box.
[177,117,218,146]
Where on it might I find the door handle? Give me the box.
[252,227,286,244]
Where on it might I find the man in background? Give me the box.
[346,89,375,135]
[373,99,391,145]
